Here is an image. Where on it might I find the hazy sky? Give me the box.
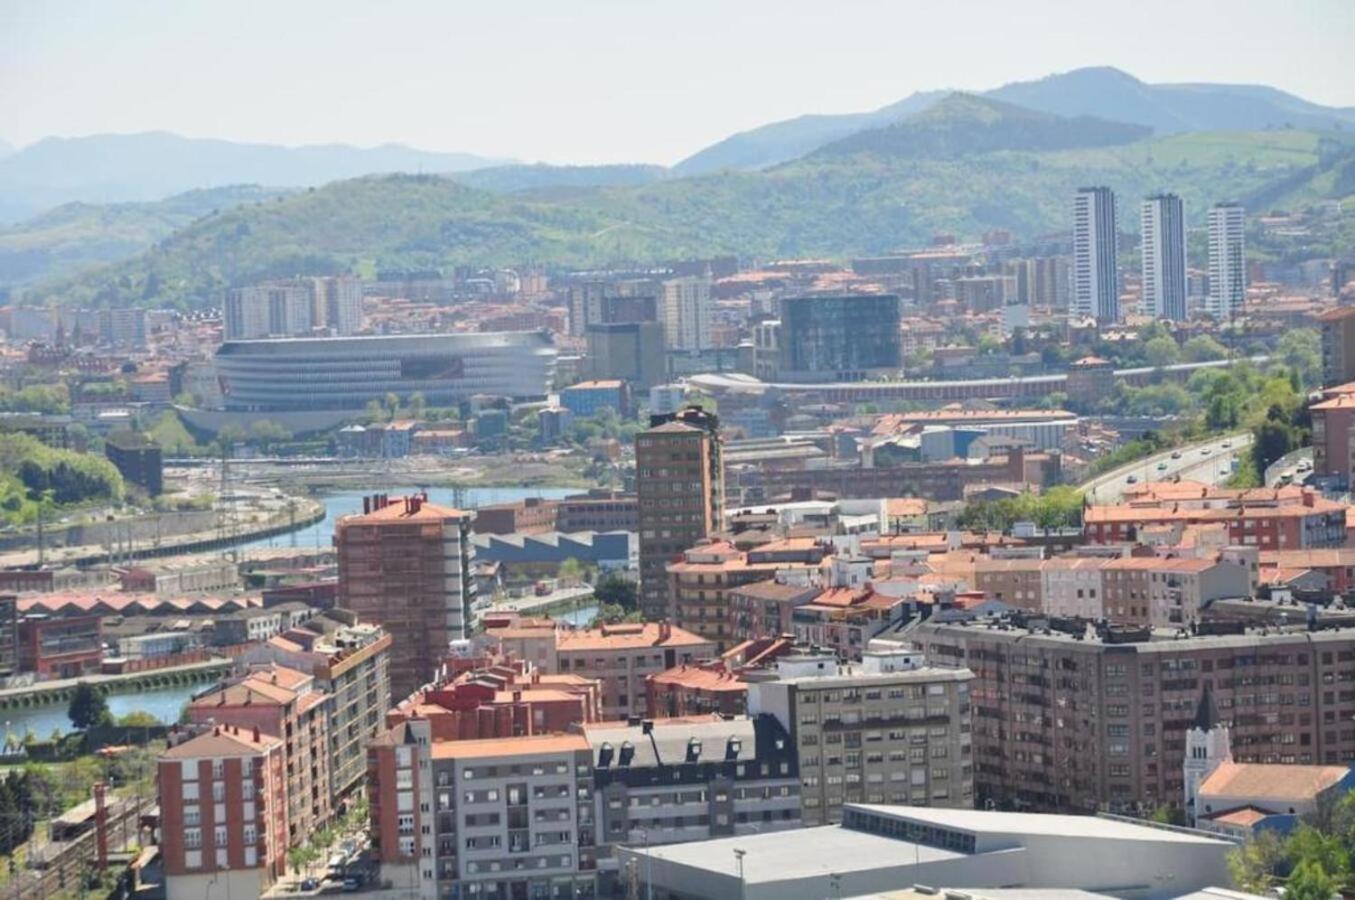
[3,0,1353,165]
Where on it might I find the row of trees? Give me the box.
[0,433,124,526]
[956,485,1084,532]
[1229,793,1355,897]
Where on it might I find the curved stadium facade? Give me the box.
[215,332,557,411]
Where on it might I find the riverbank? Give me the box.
[0,657,230,713]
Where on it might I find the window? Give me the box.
[214,826,227,847]
[184,828,202,849]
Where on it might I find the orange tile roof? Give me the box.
[344,497,468,523]
[557,622,712,652]
[1205,806,1271,827]
[648,665,749,692]
[162,727,281,758]
[429,733,589,760]
[1199,761,1350,802]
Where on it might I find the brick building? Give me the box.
[914,614,1355,815]
[336,493,476,701]
[157,725,289,899]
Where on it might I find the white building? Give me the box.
[661,275,713,351]
[224,283,313,340]
[618,804,1237,900]
[1207,204,1246,323]
[1141,194,1187,321]
[1074,186,1119,325]
[309,276,363,335]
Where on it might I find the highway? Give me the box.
[1081,432,1254,504]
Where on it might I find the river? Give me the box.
[1,684,205,741]
[236,485,578,553]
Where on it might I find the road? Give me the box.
[1081,432,1254,504]
[484,585,596,615]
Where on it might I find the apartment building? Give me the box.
[914,614,1355,815]
[644,637,795,718]
[1084,484,1346,550]
[368,722,597,900]
[636,407,724,621]
[241,613,393,800]
[488,620,716,720]
[158,725,289,899]
[748,644,974,826]
[583,714,799,875]
[667,537,829,650]
[1319,304,1355,388]
[187,664,331,845]
[1310,381,1355,488]
[336,493,476,701]
[385,660,602,739]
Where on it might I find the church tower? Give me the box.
[1183,685,1231,824]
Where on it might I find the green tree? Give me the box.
[249,419,292,454]
[1286,858,1338,900]
[364,399,385,424]
[1182,334,1229,363]
[408,391,427,421]
[384,392,401,422]
[1227,831,1286,893]
[593,574,638,611]
[1143,335,1181,368]
[67,682,111,731]
[557,557,587,586]
[1253,420,1295,473]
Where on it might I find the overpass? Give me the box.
[687,356,1270,403]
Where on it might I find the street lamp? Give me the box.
[733,848,746,900]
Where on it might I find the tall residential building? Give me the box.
[1140,194,1187,321]
[187,664,332,846]
[367,723,597,899]
[158,725,289,899]
[336,494,475,701]
[1073,186,1119,325]
[240,612,393,800]
[224,282,314,340]
[774,294,901,382]
[748,644,975,826]
[1207,203,1247,323]
[660,275,713,351]
[585,321,666,390]
[1320,306,1355,388]
[635,407,724,621]
[913,614,1355,815]
[309,276,364,335]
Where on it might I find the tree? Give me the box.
[68,682,111,731]
[249,419,292,454]
[364,399,385,424]
[1253,420,1294,473]
[1227,831,1286,893]
[1182,335,1229,363]
[557,557,586,586]
[1143,335,1181,368]
[1286,859,1338,900]
[384,392,401,423]
[593,574,638,611]
[408,392,427,421]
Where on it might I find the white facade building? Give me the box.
[1073,186,1119,325]
[1207,203,1246,323]
[661,275,713,351]
[1141,193,1187,321]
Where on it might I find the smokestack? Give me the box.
[363,496,371,515]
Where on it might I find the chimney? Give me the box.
[253,726,260,742]
[363,496,371,515]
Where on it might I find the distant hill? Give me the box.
[454,163,668,194]
[0,184,291,287]
[675,67,1355,175]
[22,124,1355,311]
[672,91,947,175]
[0,132,511,222]
[990,67,1355,135]
[811,93,1150,159]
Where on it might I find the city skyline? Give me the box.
[4,0,1354,164]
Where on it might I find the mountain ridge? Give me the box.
[0,132,512,223]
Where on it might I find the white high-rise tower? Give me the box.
[1141,194,1187,321]
[1073,187,1119,325]
[1207,203,1247,324]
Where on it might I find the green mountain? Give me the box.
[19,128,1355,310]
[0,132,512,223]
[0,185,292,287]
[453,164,669,195]
[810,93,1150,159]
[675,67,1355,175]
